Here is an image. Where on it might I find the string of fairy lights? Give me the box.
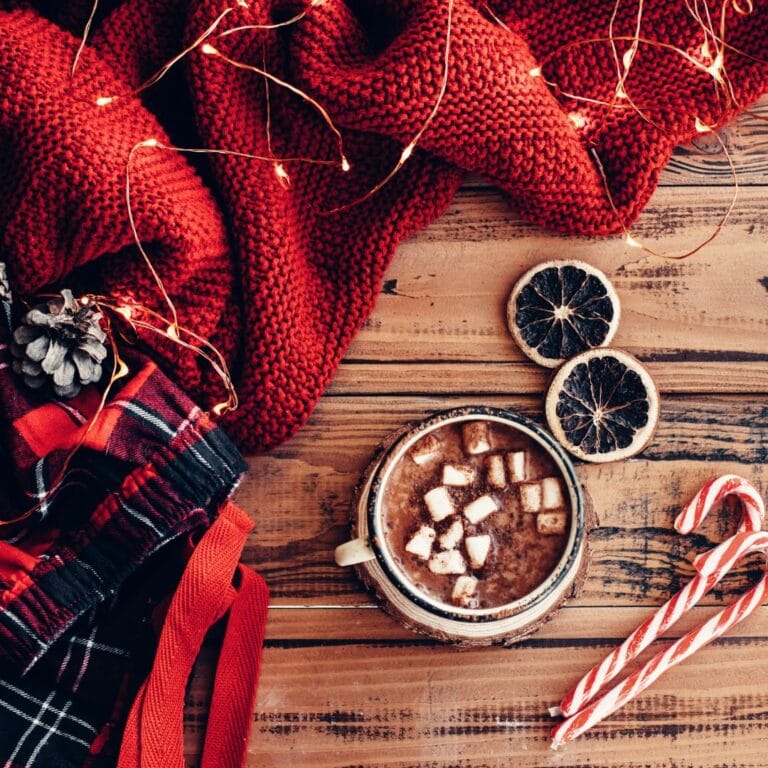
[7,0,766,521]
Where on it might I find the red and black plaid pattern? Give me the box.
[0,279,247,765]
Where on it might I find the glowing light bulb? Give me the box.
[236,0,248,6]
[529,66,542,78]
[212,402,229,416]
[694,117,712,134]
[341,156,351,172]
[115,305,133,320]
[701,39,712,60]
[622,48,635,70]
[201,43,219,56]
[141,138,159,148]
[706,52,724,81]
[624,233,643,249]
[273,163,291,188]
[115,359,130,380]
[95,96,115,107]
[615,83,628,100]
[166,324,179,339]
[400,144,414,162]
[568,112,587,129]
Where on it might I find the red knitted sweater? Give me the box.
[0,0,766,451]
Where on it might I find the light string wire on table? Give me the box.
[549,476,768,748]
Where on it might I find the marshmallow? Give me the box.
[463,494,499,524]
[405,525,436,560]
[442,463,476,486]
[439,519,464,550]
[428,549,466,575]
[541,477,565,509]
[410,432,442,465]
[485,454,506,489]
[465,535,492,568]
[424,486,455,522]
[507,451,527,482]
[452,575,479,607]
[519,482,542,513]
[462,421,491,455]
[537,511,568,536]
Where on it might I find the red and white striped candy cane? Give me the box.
[693,529,768,578]
[551,530,768,749]
[553,476,765,719]
[674,474,764,535]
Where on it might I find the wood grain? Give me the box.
[186,97,768,767]
[328,361,768,395]
[187,638,768,768]
[262,604,768,641]
[345,185,768,364]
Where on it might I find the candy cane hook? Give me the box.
[674,474,764,536]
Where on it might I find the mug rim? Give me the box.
[365,405,585,623]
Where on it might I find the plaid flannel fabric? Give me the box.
[0,278,247,766]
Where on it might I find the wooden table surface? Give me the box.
[187,96,768,767]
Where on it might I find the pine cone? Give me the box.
[11,290,108,398]
[0,262,10,303]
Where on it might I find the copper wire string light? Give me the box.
[94,5,241,107]
[200,43,351,172]
[123,136,351,417]
[70,0,100,77]
[323,0,456,214]
[523,0,757,259]
[8,0,753,523]
[218,0,327,36]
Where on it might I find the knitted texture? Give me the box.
[0,0,766,451]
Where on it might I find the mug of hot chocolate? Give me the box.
[335,406,589,644]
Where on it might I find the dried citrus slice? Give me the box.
[545,349,659,463]
[507,260,620,368]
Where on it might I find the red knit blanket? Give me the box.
[1,0,766,451]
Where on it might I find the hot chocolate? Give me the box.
[382,419,571,611]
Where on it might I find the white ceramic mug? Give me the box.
[334,405,588,644]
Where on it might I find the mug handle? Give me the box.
[335,537,376,567]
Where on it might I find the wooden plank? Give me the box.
[237,395,767,607]
[185,636,768,768]
[345,186,768,364]
[263,604,768,642]
[328,361,768,395]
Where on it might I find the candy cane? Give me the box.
[551,531,768,749]
[553,476,765,719]
[674,474,764,535]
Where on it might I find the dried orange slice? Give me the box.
[507,260,620,368]
[545,349,659,463]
